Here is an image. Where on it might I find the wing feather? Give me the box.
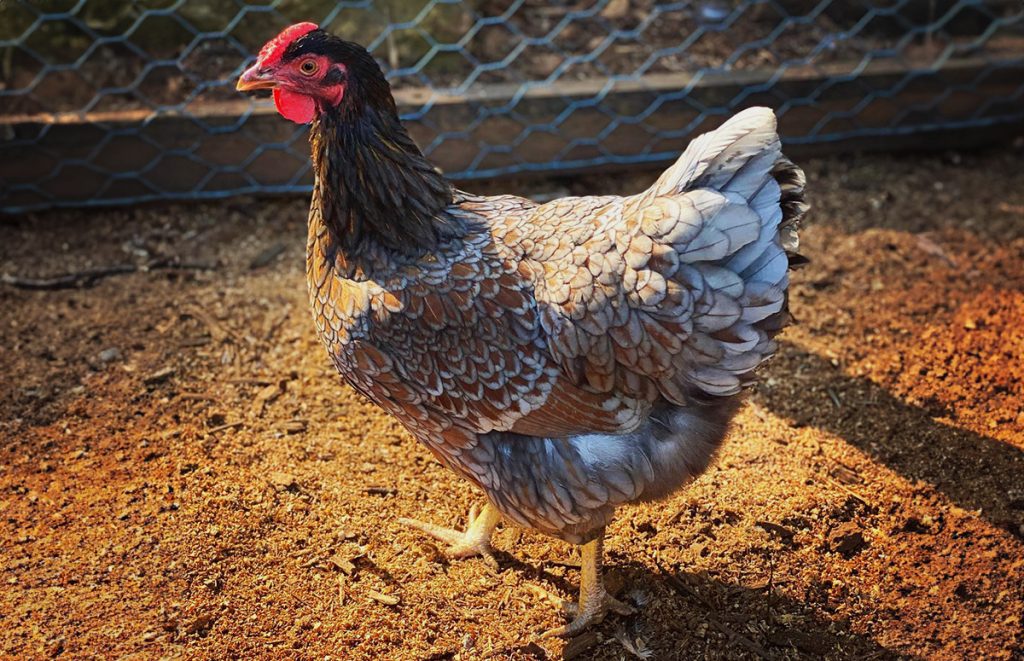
[337,109,807,446]
[496,106,807,407]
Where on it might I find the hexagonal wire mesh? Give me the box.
[1,0,1022,212]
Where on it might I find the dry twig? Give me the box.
[2,258,215,291]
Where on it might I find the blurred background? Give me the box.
[2,0,1022,211]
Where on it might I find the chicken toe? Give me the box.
[400,502,500,569]
[539,533,635,639]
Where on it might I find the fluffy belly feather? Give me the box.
[454,399,740,544]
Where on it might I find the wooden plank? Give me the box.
[2,56,1022,211]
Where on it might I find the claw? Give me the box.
[540,590,635,639]
[400,502,500,569]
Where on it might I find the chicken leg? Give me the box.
[399,502,500,569]
[540,533,635,639]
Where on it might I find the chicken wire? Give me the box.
[1,0,1022,212]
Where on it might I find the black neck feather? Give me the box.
[310,101,462,261]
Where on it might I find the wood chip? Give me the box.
[599,0,628,19]
[756,521,795,541]
[366,589,399,606]
[143,367,176,385]
[269,471,297,490]
[914,233,957,267]
[832,530,867,557]
[185,305,237,344]
[226,377,276,386]
[283,419,307,435]
[329,554,356,575]
[263,306,293,341]
[207,421,243,434]
[250,381,284,418]
[830,464,863,485]
[179,391,218,401]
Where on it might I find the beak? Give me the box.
[236,62,276,92]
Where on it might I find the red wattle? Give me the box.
[274,88,316,124]
[327,84,345,107]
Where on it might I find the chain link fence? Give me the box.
[2,0,1023,212]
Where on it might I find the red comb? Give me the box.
[258,22,319,67]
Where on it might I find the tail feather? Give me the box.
[651,107,781,197]
[651,106,808,396]
[773,155,809,259]
[652,108,808,263]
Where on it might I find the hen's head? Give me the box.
[236,23,393,124]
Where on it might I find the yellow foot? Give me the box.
[539,587,635,639]
[399,502,500,569]
[537,532,636,638]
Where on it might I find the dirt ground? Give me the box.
[1,145,1023,660]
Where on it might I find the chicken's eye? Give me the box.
[299,59,318,76]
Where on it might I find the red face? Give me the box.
[236,23,347,124]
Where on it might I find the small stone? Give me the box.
[99,347,122,363]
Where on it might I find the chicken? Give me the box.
[237,23,807,638]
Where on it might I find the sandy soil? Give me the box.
[1,146,1022,660]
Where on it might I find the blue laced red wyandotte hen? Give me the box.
[238,23,807,638]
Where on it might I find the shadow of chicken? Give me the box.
[238,23,807,638]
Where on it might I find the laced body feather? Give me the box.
[308,107,807,541]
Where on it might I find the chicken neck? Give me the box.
[309,102,466,271]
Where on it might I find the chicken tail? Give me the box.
[648,106,808,252]
[772,155,809,268]
[630,106,809,396]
